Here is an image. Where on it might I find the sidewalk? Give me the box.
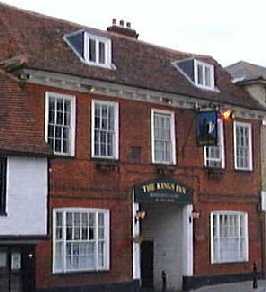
[190,280,266,292]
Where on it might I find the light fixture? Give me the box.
[221,109,234,120]
[189,210,200,223]
[134,210,146,223]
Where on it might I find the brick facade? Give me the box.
[23,83,263,289]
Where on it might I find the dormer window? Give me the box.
[194,60,214,89]
[174,58,216,91]
[84,32,112,68]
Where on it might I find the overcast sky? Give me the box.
[2,0,266,67]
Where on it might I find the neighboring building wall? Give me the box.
[0,156,48,236]
[243,84,266,107]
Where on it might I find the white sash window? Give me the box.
[53,208,110,273]
[211,211,248,263]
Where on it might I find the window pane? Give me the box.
[89,38,96,62]
[99,42,106,64]
[98,241,105,267]
[205,66,211,87]
[0,252,7,268]
[54,242,63,271]
[197,64,204,85]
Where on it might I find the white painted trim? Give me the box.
[132,202,141,280]
[151,109,176,165]
[84,32,112,69]
[91,99,119,159]
[233,121,253,171]
[52,208,110,274]
[194,59,215,90]
[210,211,249,264]
[261,191,266,211]
[45,92,76,156]
[182,204,193,276]
[204,119,225,168]
[5,158,10,215]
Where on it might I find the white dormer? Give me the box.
[84,32,112,68]
[194,59,214,90]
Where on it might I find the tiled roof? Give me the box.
[226,61,266,82]
[0,69,49,155]
[0,2,263,110]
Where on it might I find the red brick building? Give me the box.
[0,3,265,292]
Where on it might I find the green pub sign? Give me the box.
[134,178,192,204]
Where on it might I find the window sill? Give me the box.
[234,168,253,173]
[211,260,248,265]
[53,268,109,275]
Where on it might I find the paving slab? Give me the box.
[190,280,266,292]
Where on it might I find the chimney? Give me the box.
[107,19,139,39]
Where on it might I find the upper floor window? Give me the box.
[211,211,248,263]
[45,92,76,156]
[151,109,176,165]
[194,60,214,90]
[53,208,110,273]
[204,119,224,168]
[91,100,119,159]
[84,33,112,68]
[0,157,7,216]
[234,121,252,171]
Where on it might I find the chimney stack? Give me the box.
[107,19,139,39]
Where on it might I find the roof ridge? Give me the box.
[0,1,213,60]
[0,1,84,28]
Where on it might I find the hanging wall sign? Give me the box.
[134,178,192,204]
[196,111,218,146]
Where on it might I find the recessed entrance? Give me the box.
[0,246,35,292]
[140,203,184,291]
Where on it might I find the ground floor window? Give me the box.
[53,208,110,273]
[211,211,248,263]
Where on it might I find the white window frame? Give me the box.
[233,121,253,171]
[210,211,249,264]
[91,100,119,160]
[84,32,112,68]
[151,109,176,165]
[53,208,110,274]
[45,92,76,156]
[204,119,225,168]
[194,59,215,90]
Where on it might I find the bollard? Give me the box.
[253,262,258,289]
[161,270,167,292]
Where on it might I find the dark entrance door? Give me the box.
[0,246,35,292]
[141,240,153,288]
